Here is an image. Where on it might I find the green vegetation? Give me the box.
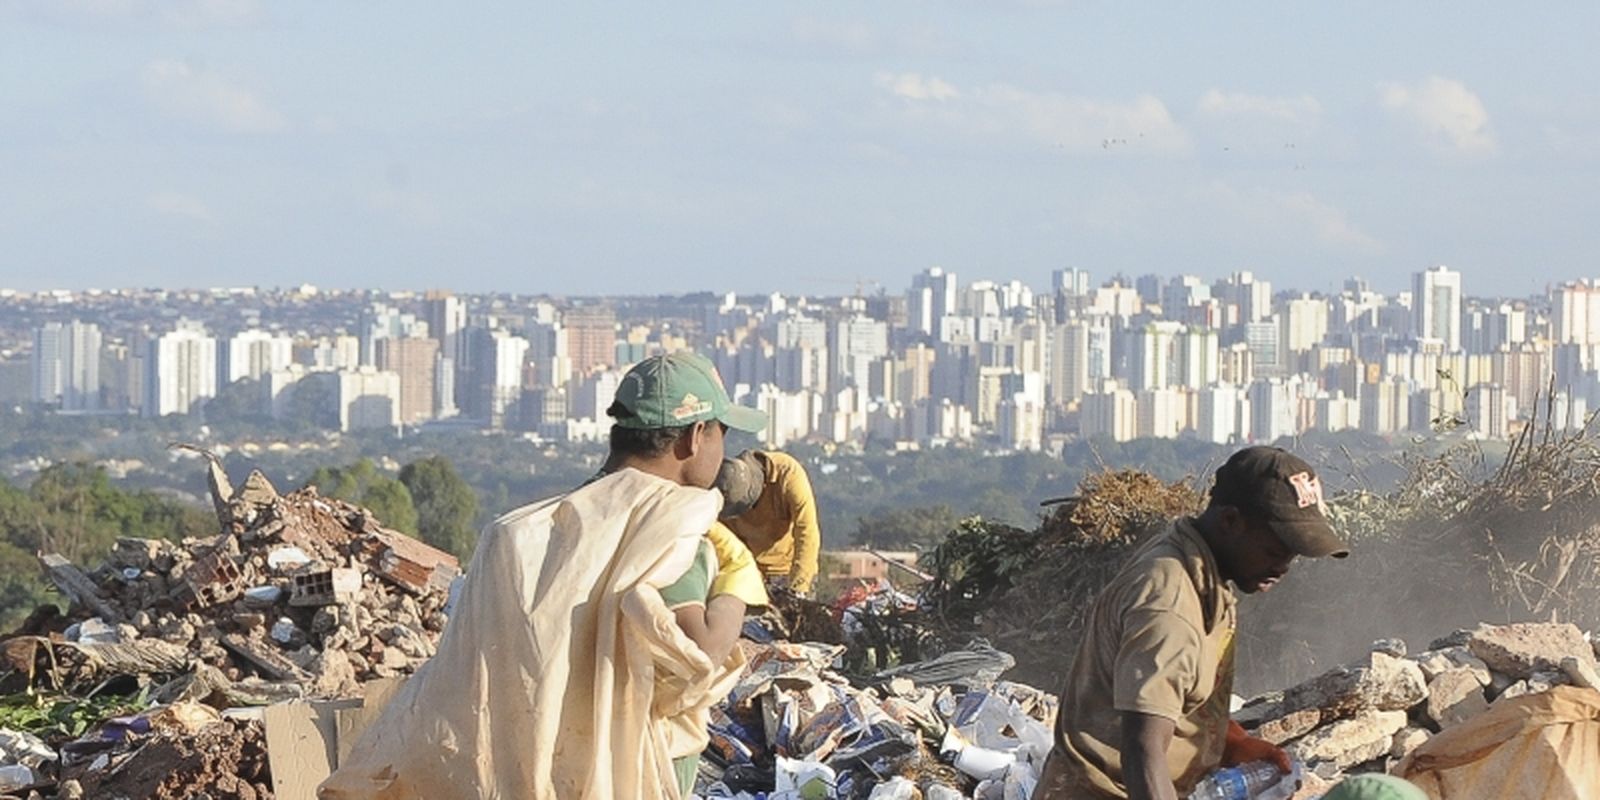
[0,464,213,629]
[399,457,480,561]
[306,458,419,534]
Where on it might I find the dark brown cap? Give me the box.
[1210,446,1349,558]
[713,450,765,518]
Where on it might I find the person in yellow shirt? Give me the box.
[713,449,822,595]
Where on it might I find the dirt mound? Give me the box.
[70,717,272,800]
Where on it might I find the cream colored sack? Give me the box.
[320,468,732,800]
[1396,685,1600,800]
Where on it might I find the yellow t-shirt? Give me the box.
[724,451,821,593]
[1036,518,1237,799]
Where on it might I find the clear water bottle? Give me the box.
[1187,759,1293,800]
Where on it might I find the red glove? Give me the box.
[1222,719,1292,773]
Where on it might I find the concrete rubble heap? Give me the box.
[0,452,459,799]
[1234,621,1600,798]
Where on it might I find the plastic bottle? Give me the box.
[1187,759,1296,800]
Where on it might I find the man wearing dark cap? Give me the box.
[1035,446,1349,800]
[713,449,823,595]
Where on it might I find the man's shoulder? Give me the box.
[1108,525,1204,606]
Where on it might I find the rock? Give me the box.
[1371,638,1407,658]
[1390,726,1430,759]
[1287,709,1408,769]
[1281,652,1428,718]
[1467,622,1597,681]
[1414,646,1491,685]
[1255,707,1321,745]
[1234,692,1284,728]
[1423,668,1488,729]
[308,649,358,697]
[57,780,83,800]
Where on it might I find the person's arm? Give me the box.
[782,462,821,594]
[1121,711,1178,800]
[673,594,746,665]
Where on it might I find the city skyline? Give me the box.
[6,4,1600,296]
[10,263,1600,453]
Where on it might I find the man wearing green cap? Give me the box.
[321,351,770,800]
[1036,446,1350,800]
[599,351,772,795]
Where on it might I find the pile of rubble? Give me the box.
[1236,621,1600,797]
[0,452,459,797]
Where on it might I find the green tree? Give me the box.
[307,458,418,534]
[399,456,480,560]
[852,504,962,551]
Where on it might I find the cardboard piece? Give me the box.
[262,679,407,800]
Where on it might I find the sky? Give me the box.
[4,2,1600,299]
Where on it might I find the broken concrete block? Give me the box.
[1390,726,1430,759]
[1423,668,1488,729]
[1414,646,1491,685]
[1467,622,1598,681]
[178,550,245,610]
[1287,709,1407,769]
[1255,707,1321,745]
[290,568,362,607]
[1281,651,1427,718]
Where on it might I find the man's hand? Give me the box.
[1121,711,1178,800]
[1222,719,1292,773]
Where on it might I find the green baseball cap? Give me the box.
[610,351,768,433]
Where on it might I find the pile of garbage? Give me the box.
[696,636,1051,800]
[0,450,459,797]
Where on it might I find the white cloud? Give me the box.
[1378,76,1497,156]
[141,59,285,133]
[1197,90,1322,124]
[145,191,215,223]
[874,71,959,102]
[875,72,1189,154]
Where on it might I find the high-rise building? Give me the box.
[1413,265,1463,351]
[223,330,293,384]
[1052,268,1091,297]
[1196,384,1249,444]
[1282,295,1330,355]
[1551,280,1600,345]
[374,336,440,424]
[1130,321,1182,391]
[335,368,402,432]
[144,321,218,417]
[1174,328,1221,389]
[908,267,958,338]
[1048,320,1090,407]
[358,303,427,366]
[831,317,889,391]
[563,306,617,377]
[32,321,102,410]
[1079,384,1137,442]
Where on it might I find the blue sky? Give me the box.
[4,1,1599,299]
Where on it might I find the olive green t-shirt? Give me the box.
[1037,519,1237,799]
